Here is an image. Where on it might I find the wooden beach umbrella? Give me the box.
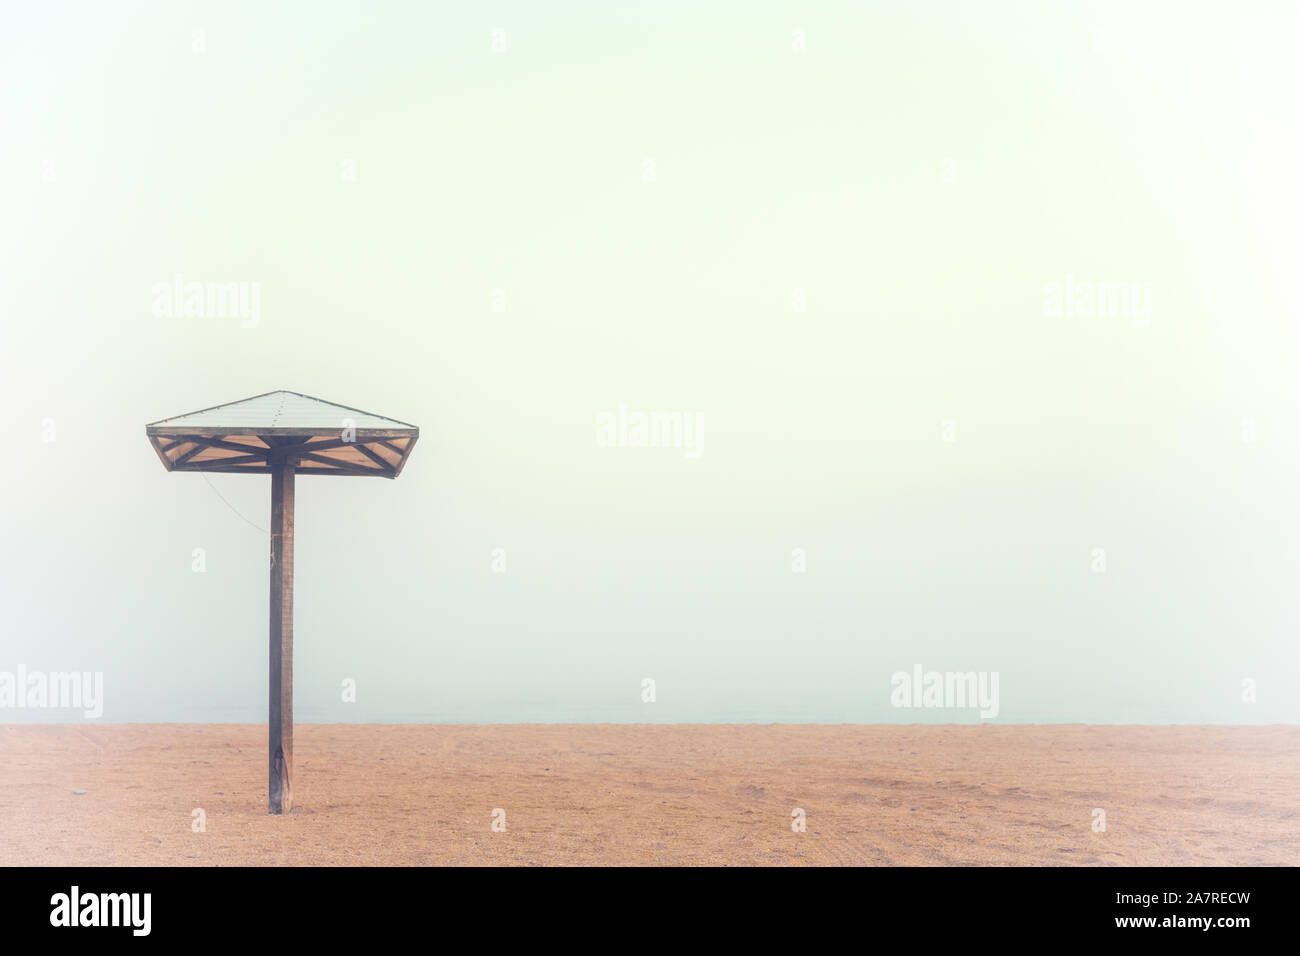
[145,390,419,814]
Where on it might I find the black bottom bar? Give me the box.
[3,865,1289,943]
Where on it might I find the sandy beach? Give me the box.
[1,724,1296,866]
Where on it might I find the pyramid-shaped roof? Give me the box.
[145,391,419,478]
[146,390,416,432]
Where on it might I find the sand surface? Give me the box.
[1,724,1296,866]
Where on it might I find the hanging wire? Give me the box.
[201,472,268,534]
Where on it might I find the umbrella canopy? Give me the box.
[144,390,418,478]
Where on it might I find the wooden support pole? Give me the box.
[268,459,295,814]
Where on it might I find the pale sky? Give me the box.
[2,2,1298,723]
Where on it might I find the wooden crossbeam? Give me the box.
[295,451,389,476]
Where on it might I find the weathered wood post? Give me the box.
[268,457,295,814]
